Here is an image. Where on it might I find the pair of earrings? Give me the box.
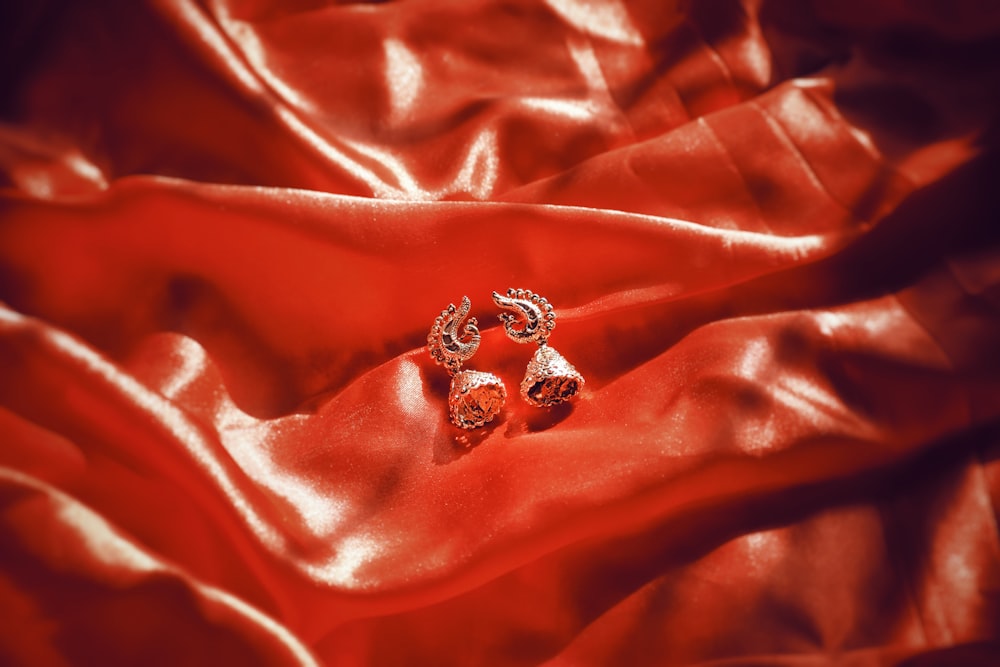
[427,288,585,429]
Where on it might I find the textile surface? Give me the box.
[2,1,1000,664]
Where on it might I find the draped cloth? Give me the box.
[2,0,1000,664]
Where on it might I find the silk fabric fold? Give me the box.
[2,1,1000,665]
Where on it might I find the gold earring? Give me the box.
[428,296,507,429]
[492,288,585,407]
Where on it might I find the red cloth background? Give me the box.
[3,0,1000,664]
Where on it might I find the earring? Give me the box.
[492,288,585,407]
[428,296,507,429]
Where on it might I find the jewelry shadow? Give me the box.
[433,415,506,465]
[505,401,575,436]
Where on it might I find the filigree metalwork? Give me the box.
[449,370,507,429]
[493,288,584,408]
[428,296,506,429]
[427,295,481,376]
[491,289,556,345]
[521,346,583,408]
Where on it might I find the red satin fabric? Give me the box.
[3,1,1000,665]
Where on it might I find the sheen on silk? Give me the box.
[2,1,1000,665]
